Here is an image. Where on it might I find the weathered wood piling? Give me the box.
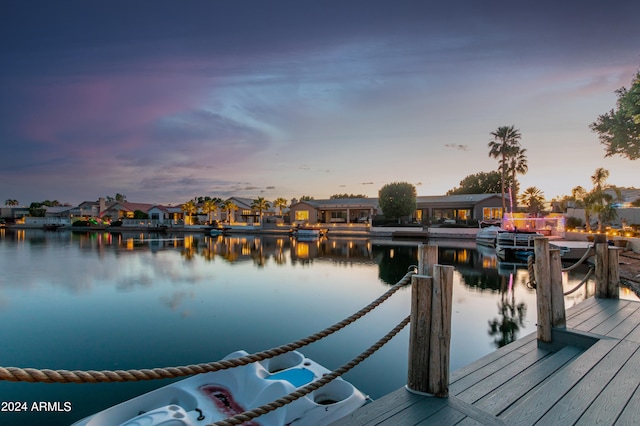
[407,244,453,397]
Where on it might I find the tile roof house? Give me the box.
[289,198,378,224]
[224,197,278,223]
[288,194,507,225]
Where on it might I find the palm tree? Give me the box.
[488,125,522,214]
[273,197,288,217]
[570,186,592,230]
[508,147,528,208]
[591,167,609,193]
[588,168,622,232]
[202,199,219,224]
[518,187,545,216]
[222,200,237,224]
[181,200,198,225]
[251,197,271,224]
[5,199,19,206]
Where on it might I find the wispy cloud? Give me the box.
[445,144,469,151]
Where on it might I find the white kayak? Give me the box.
[71,350,368,426]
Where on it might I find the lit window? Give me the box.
[295,210,309,221]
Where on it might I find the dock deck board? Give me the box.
[331,297,640,425]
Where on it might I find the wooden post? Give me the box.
[408,274,433,394]
[417,244,438,276]
[534,237,552,343]
[549,248,566,328]
[607,247,621,299]
[595,242,609,298]
[407,244,453,397]
[428,264,453,397]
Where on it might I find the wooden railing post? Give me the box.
[534,238,552,342]
[593,234,608,298]
[407,244,453,397]
[607,247,621,299]
[418,244,438,276]
[549,248,566,328]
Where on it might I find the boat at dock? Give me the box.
[42,223,65,231]
[71,349,367,426]
[209,227,231,236]
[495,233,571,262]
[475,225,505,247]
[495,230,543,262]
[292,226,328,240]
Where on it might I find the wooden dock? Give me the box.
[332,296,640,425]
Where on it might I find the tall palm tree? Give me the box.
[202,199,219,224]
[251,197,271,224]
[273,197,288,217]
[488,125,522,214]
[587,168,622,232]
[570,186,592,230]
[591,167,609,193]
[508,147,528,209]
[5,199,19,206]
[222,200,237,224]
[518,187,545,216]
[181,200,198,225]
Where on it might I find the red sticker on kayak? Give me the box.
[199,384,260,426]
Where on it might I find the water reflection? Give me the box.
[487,274,527,348]
[2,229,633,425]
[0,230,623,350]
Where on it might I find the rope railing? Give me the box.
[527,245,596,291]
[0,269,416,384]
[561,245,595,272]
[211,315,411,426]
[563,267,595,296]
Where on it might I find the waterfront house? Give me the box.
[289,198,378,224]
[415,194,506,224]
[0,206,30,222]
[147,205,186,225]
[223,197,278,224]
[288,194,506,225]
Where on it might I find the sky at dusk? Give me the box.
[1,0,639,206]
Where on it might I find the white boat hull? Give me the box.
[71,350,367,426]
[475,226,504,247]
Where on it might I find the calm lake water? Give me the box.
[0,228,637,425]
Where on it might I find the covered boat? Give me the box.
[292,227,328,240]
[495,230,542,262]
[475,225,505,247]
[71,350,367,426]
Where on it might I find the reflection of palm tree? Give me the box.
[488,275,526,348]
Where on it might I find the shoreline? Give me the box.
[6,224,639,290]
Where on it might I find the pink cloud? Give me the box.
[18,59,213,156]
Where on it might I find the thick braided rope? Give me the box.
[527,255,536,289]
[563,267,595,296]
[561,246,595,272]
[211,315,411,426]
[0,270,415,384]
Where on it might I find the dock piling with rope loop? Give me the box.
[532,235,622,345]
